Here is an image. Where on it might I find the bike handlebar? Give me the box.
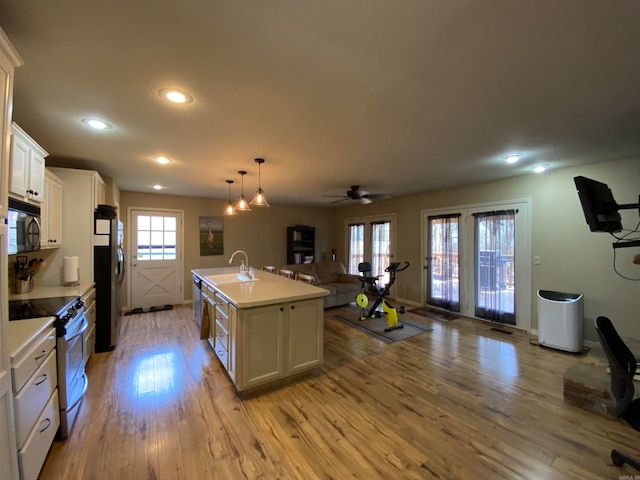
[385,261,410,273]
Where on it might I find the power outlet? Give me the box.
[534,256,541,265]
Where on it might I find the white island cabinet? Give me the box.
[195,269,327,394]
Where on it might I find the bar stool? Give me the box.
[296,273,316,285]
[262,266,276,274]
[278,269,294,279]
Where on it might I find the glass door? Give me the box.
[426,214,461,311]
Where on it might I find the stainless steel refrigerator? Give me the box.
[94,204,125,352]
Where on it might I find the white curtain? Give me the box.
[371,221,390,285]
[474,210,516,324]
[348,223,364,274]
[427,214,460,311]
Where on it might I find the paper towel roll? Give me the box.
[63,256,80,284]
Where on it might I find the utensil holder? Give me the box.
[14,278,34,294]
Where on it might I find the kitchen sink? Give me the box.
[205,273,260,286]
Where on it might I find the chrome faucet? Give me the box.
[229,250,249,273]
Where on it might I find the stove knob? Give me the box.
[63,313,73,321]
[75,300,85,309]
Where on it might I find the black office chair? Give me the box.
[595,316,640,470]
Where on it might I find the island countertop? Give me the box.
[192,267,328,308]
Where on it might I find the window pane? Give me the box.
[151,216,164,231]
[164,217,176,231]
[138,215,150,230]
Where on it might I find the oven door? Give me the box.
[58,315,88,409]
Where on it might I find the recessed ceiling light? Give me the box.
[155,156,172,165]
[533,164,548,173]
[82,118,113,130]
[504,153,520,164]
[159,88,193,104]
[153,185,162,190]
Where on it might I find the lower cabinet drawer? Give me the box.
[18,389,60,480]
[12,330,56,393]
[214,319,229,350]
[14,350,57,448]
[214,338,228,369]
[85,323,96,365]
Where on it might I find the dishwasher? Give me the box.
[193,274,202,328]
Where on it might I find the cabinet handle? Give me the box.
[35,374,48,386]
[291,305,295,310]
[34,349,47,362]
[280,307,284,311]
[38,418,52,433]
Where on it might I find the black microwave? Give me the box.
[8,197,41,254]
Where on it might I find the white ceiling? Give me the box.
[1,1,640,206]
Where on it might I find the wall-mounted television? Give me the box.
[573,176,623,233]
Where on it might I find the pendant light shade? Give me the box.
[223,180,237,216]
[235,170,251,212]
[250,158,270,207]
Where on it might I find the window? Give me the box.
[346,215,395,286]
[136,215,177,260]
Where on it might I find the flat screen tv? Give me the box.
[574,176,622,233]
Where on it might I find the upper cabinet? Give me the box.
[9,123,47,204]
[93,174,105,210]
[0,28,23,218]
[41,169,63,249]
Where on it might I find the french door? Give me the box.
[346,215,395,286]
[423,200,531,331]
[129,208,183,310]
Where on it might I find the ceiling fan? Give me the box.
[324,185,390,205]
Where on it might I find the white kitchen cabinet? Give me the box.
[240,304,285,390]
[44,167,106,287]
[1,225,20,480]
[1,28,23,480]
[0,28,23,219]
[82,287,96,366]
[209,293,323,394]
[93,174,105,209]
[211,292,236,382]
[9,123,47,204]
[41,169,63,249]
[10,323,58,480]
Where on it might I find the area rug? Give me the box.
[331,311,432,343]
[408,307,460,322]
[125,305,173,315]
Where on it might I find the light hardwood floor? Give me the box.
[38,304,639,479]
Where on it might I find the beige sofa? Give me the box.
[278,261,360,309]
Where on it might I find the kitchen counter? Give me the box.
[192,268,328,307]
[6,282,95,356]
[6,316,56,362]
[191,267,327,394]
[8,282,95,302]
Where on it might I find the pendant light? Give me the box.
[250,158,270,207]
[223,180,237,216]
[235,170,251,212]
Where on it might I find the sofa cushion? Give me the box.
[318,284,337,296]
[315,261,347,284]
[325,281,357,295]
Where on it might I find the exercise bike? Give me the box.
[356,261,410,332]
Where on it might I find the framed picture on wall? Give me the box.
[199,216,223,256]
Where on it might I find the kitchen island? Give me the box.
[192,268,328,395]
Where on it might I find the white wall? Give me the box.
[331,157,640,342]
